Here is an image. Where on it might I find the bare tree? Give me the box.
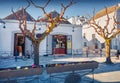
[12,0,75,66]
[89,7,120,64]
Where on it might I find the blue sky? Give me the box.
[0,0,120,19]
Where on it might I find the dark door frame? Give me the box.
[14,33,25,56]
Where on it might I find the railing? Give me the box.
[102,49,117,56]
[82,47,117,57]
[72,49,82,55]
[39,50,52,56]
[0,51,13,59]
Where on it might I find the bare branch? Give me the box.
[30,0,51,15]
[110,29,120,39]
[44,0,51,8]
[90,23,105,39]
[11,8,20,20]
[24,0,31,10]
[37,16,41,21]
[91,25,101,35]
[114,13,120,25]
[60,0,76,19]
[11,0,32,36]
[30,0,42,8]
[32,23,36,36]
[85,13,91,20]
[91,8,97,24]
[12,8,25,33]
[104,7,110,35]
[90,20,104,35]
[113,11,117,22]
[32,19,38,36]
[109,22,116,34]
[108,12,116,34]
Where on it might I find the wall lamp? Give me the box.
[72,26,75,32]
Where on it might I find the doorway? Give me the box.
[52,35,67,55]
[14,33,25,56]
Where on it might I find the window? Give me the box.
[84,42,87,46]
[101,43,105,49]
[92,34,95,39]
[83,33,86,39]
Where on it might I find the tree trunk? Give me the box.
[105,39,113,64]
[33,43,40,66]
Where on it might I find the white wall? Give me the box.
[0,20,19,52]
[50,24,82,54]
[0,20,45,55]
[40,24,82,55]
[82,23,105,43]
[0,20,82,56]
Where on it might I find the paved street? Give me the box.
[0,54,120,83]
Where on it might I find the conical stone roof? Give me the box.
[40,10,71,24]
[4,8,35,21]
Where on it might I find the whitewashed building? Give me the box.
[0,10,82,57]
[83,4,120,51]
[68,16,101,52]
[68,4,120,53]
